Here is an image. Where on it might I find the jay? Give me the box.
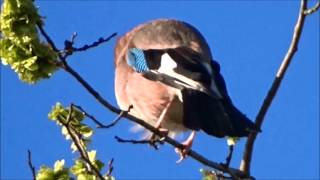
[114,19,258,164]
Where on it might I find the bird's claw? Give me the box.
[175,143,192,163]
[175,131,195,163]
[150,128,169,141]
[148,128,169,149]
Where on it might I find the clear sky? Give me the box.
[1,1,319,179]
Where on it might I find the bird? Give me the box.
[114,19,259,164]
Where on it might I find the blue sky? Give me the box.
[1,1,319,179]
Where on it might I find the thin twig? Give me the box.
[72,33,117,52]
[62,33,116,58]
[73,104,132,128]
[100,110,125,128]
[38,20,250,179]
[27,150,36,180]
[224,145,234,168]
[59,104,105,180]
[37,23,60,53]
[114,136,163,150]
[106,158,114,177]
[224,167,240,180]
[99,105,133,128]
[97,106,131,129]
[304,1,320,15]
[73,104,104,127]
[63,32,78,57]
[240,0,310,175]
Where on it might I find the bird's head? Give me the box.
[127,48,149,73]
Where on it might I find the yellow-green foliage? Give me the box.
[48,103,93,152]
[0,0,57,84]
[200,169,218,180]
[46,103,116,180]
[37,160,70,180]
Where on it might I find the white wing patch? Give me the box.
[156,53,223,99]
[158,53,207,91]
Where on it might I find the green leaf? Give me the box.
[200,169,217,180]
[87,150,97,163]
[87,150,104,171]
[54,159,65,172]
[71,159,86,176]
[77,173,96,180]
[61,126,71,140]
[48,102,66,123]
[93,159,104,171]
[36,166,55,180]
[22,56,38,71]
[36,164,70,180]
[71,142,78,153]
[79,125,93,138]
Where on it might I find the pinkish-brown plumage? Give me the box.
[114,19,213,137]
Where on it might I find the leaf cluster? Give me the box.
[0,0,57,84]
[38,103,115,180]
[48,102,93,152]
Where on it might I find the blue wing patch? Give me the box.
[127,48,149,73]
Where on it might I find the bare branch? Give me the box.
[27,150,36,180]
[63,32,117,58]
[37,23,60,53]
[114,136,163,150]
[212,171,234,180]
[63,32,78,57]
[73,104,132,129]
[304,1,320,15]
[240,0,309,175]
[99,105,133,128]
[106,158,114,177]
[73,33,117,52]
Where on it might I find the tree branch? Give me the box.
[63,32,117,58]
[106,158,114,177]
[27,150,36,180]
[304,1,320,15]
[114,136,163,150]
[72,33,117,52]
[59,104,105,180]
[73,105,132,129]
[240,0,314,175]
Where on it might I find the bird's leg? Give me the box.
[175,130,196,163]
[149,103,171,143]
[154,115,169,137]
[222,145,234,168]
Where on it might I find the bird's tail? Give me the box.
[182,88,259,138]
